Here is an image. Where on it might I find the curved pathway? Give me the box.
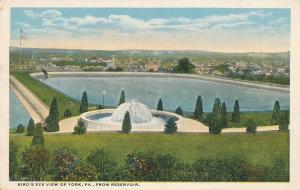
[58,115,278,134]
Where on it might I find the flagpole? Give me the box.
[19,28,21,48]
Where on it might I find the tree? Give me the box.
[164,118,177,134]
[279,111,289,131]
[32,123,44,146]
[16,124,25,133]
[44,97,59,132]
[175,106,183,116]
[74,119,87,135]
[209,98,222,134]
[79,91,88,113]
[221,102,228,128]
[245,119,257,134]
[194,95,203,120]
[173,57,196,73]
[9,140,18,180]
[157,98,164,111]
[26,118,35,136]
[64,108,72,117]
[119,90,125,105]
[271,100,281,124]
[232,100,240,122]
[122,111,132,133]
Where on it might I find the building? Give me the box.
[145,64,159,72]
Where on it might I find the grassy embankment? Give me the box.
[11,71,81,120]
[10,131,289,168]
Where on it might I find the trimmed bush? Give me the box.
[164,118,177,134]
[87,149,117,181]
[175,106,183,116]
[74,120,86,135]
[122,111,132,133]
[44,97,59,132]
[245,119,257,134]
[63,108,72,118]
[157,98,164,111]
[209,98,222,134]
[16,124,25,133]
[119,90,125,105]
[232,100,240,122]
[26,118,35,136]
[271,100,281,124]
[279,111,289,131]
[32,123,44,146]
[221,102,228,128]
[79,91,88,113]
[194,95,203,120]
[20,146,49,181]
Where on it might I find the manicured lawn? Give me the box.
[10,131,289,168]
[11,71,81,119]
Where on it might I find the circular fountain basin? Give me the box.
[80,109,183,132]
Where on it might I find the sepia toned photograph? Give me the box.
[1,1,300,189]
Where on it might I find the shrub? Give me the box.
[164,118,177,134]
[26,118,35,136]
[79,91,88,113]
[265,158,289,181]
[74,119,86,135]
[87,149,117,181]
[9,140,18,181]
[157,98,164,111]
[194,157,260,181]
[16,124,25,133]
[63,108,72,118]
[44,97,59,132]
[125,151,158,180]
[63,162,98,181]
[175,106,183,116]
[122,111,132,133]
[232,100,240,122]
[97,104,103,109]
[20,146,49,181]
[32,123,44,146]
[156,153,180,181]
[194,95,203,120]
[119,90,125,105]
[53,148,79,180]
[245,119,257,134]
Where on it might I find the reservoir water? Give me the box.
[10,89,30,128]
[37,76,289,112]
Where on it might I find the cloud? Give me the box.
[24,9,61,19]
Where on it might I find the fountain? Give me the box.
[80,100,182,132]
[110,101,153,123]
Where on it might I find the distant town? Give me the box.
[9,48,290,85]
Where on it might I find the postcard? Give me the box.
[1,0,300,189]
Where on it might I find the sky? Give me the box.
[10,8,290,52]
